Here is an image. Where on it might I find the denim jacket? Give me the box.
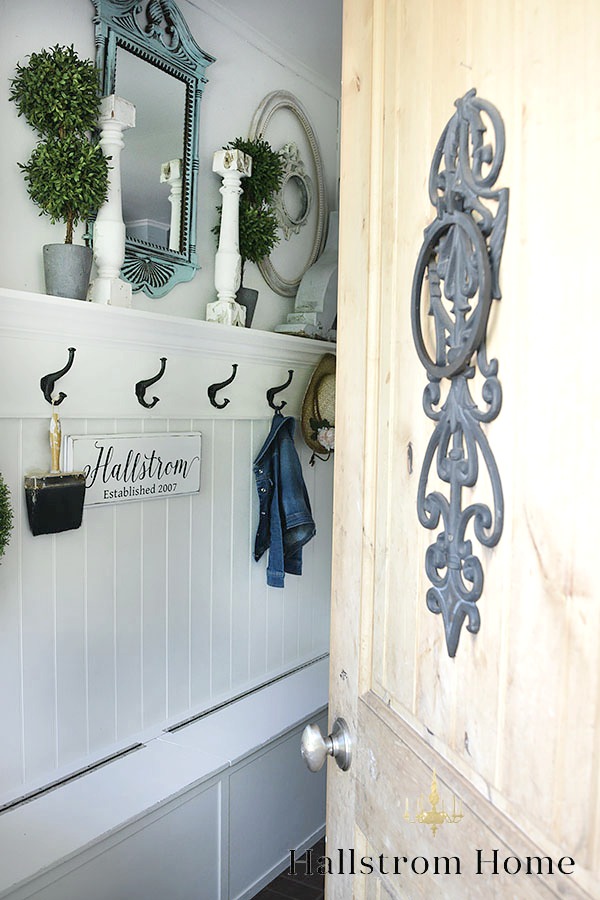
[253,412,316,587]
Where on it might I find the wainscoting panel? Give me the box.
[0,661,328,900]
[17,780,224,900]
[229,712,328,899]
[0,290,334,802]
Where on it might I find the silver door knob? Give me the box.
[301,717,351,772]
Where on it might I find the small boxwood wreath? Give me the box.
[0,473,14,562]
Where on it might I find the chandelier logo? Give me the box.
[404,770,463,837]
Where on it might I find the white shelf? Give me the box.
[0,288,336,365]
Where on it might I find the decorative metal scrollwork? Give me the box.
[411,89,508,657]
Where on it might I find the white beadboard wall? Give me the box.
[0,289,334,803]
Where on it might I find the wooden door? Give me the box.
[326,1,600,897]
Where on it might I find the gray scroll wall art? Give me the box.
[410,88,508,657]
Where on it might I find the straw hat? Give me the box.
[301,353,336,456]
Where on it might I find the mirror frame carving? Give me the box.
[91,0,215,298]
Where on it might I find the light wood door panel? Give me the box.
[326,0,600,897]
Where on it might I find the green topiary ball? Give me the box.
[0,473,14,562]
[20,134,109,230]
[9,44,102,138]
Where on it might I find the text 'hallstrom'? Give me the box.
[288,848,575,877]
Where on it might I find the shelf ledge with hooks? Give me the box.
[0,288,336,421]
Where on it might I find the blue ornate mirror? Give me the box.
[91,0,215,297]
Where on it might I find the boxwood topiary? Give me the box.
[9,44,109,244]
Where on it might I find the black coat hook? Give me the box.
[40,347,76,405]
[136,357,167,409]
[266,369,294,411]
[208,363,238,409]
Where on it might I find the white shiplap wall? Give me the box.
[0,290,333,803]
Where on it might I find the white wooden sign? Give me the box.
[64,432,201,506]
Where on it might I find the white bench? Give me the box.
[0,657,328,900]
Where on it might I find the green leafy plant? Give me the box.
[9,44,109,244]
[0,474,14,563]
[213,136,284,281]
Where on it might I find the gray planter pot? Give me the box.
[43,244,93,301]
[236,286,259,328]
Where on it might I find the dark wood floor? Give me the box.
[253,837,325,899]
